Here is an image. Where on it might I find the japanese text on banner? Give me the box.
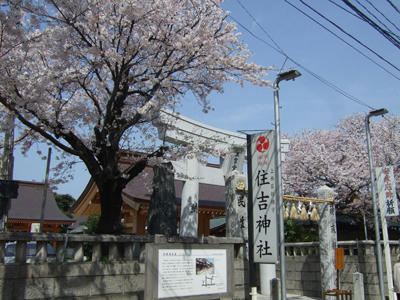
[376,166,399,217]
[250,131,278,263]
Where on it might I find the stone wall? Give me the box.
[284,240,400,300]
[335,243,396,300]
[1,232,400,300]
[0,257,249,300]
[0,232,248,300]
[0,261,145,300]
[285,255,321,298]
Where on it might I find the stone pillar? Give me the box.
[317,185,337,295]
[225,170,248,239]
[353,272,365,300]
[0,115,14,232]
[180,156,199,237]
[270,278,281,300]
[260,264,276,297]
[224,158,250,298]
[146,162,178,236]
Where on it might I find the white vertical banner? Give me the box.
[248,131,277,263]
[376,165,398,300]
[376,166,399,217]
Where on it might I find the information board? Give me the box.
[158,249,227,298]
[145,243,234,300]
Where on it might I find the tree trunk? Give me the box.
[96,180,124,234]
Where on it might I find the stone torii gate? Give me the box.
[154,109,248,238]
[154,110,291,239]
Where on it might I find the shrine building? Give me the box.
[71,157,226,236]
[7,181,74,232]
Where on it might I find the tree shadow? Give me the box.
[180,194,198,237]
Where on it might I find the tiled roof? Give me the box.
[7,181,73,223]
[122,166,225,208]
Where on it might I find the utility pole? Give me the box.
[273,70,301,300]
[39,148,52,233]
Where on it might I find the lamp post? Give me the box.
[365,108,388,300]
[274,70,301,300]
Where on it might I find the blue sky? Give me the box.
[13,0,400,199]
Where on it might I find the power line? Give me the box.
[278,57,289,74]
[328,0,400,42]
[289,58,375,110]
[227,14,282,54]
[210,0,283,55]
[217,1,396,143]
[386,0,400,16]
[364,0,400,37]
[283,0,400,81]
[340,0,400,50]
[328,0,361,20]
[355,0,400,39]
[355,0,389,31]
[296,0,400,73]
[230,0,376,111]
[327,2,400,126]
[235,0,284,53]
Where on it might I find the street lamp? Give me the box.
[365,108,388,300]
[274,70,301,300]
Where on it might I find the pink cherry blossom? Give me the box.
[283,114,400,225]
[0,0,269,233]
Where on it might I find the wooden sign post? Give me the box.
[335,247,344,289]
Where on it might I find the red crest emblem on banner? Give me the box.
[256,136,270,153]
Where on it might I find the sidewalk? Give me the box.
[251,293,321,300]
[287,294,321,300]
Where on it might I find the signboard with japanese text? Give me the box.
[158,249,227,298]
[376,166,399,217]
[247,131,277,263]
[144,243,234,300]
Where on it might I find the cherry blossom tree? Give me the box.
[0,0,269,233]
[283,113,400,224]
